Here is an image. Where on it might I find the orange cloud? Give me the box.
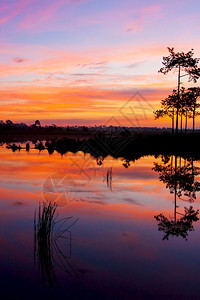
[0,84,171,126]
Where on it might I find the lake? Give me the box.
[0,144,200,299]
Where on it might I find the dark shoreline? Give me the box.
[2,132,200,163]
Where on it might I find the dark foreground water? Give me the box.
[0,146,200,299]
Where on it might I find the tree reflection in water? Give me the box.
[155,206,199,240]
[34,201,79,286]
[153,155,200,240]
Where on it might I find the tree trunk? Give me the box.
[176,64,181,135]
[172,109,174,135]
[185,110,188,134]
[174,155,177,222]
[192,157,194,176]
[181,106,183,134]
[171,155,173,174]
[193,104,196,134]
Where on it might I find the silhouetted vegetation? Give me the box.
[4,133,200,167]
[155,48,200,134]
[34,201,78,286]
[154,155,200,240]
[0,119,175,141]
[105,167,113,191]
[153,155,200,201]
[155,206,199,240]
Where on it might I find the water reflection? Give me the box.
[153,155,200,240]
[1,144,200,298]
[153,155,200,201]
[155,207,199,240]
[104,167,113,191]
[34,201,79,286]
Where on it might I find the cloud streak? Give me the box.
[0,0,200,127]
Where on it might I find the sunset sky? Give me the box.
[0,0,200,127]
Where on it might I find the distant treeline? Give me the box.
[0,119,178,141]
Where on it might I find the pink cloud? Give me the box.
[61,3,163,33]
[0,11,18,25]
[125,5,162,33]
[18,0,91,30]
[0,0,36,25]
[0,0,163,35]
[0,0,90,30]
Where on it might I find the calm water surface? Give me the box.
[0,146,200,299]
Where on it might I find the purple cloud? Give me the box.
[13,58,29,63]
